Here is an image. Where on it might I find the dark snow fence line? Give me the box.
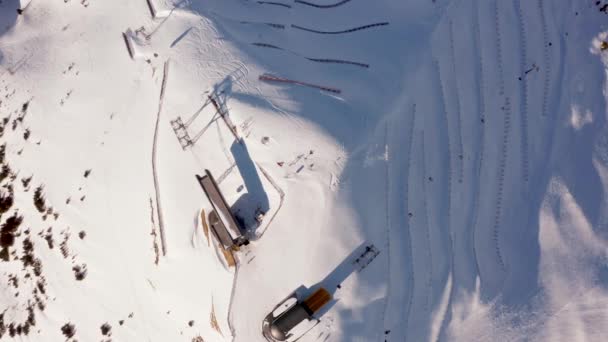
[493,1,505,94]
[239,21,285,29]
[257,1,292,8]
[265,23,286,29]
[145,0,157,18]
[493,97,512,271]
[537,0,550,117]
[251,43,369,68]
[305,57,369,68]
[251,42,282,50]
[123,32,135,59]
[259,73,342,94]
[514,0,530,182]
[291,22,389,34]
[294,0,354,8]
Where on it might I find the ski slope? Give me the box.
[1,0,608,341]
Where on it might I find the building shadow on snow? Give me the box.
[304,242,370,317]
[230,139,269,234]
[0,0,20,65]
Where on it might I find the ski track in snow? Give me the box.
[405,126,432,342]
[469,0,485,280]
[448,21,465,185]
[434,56,455,297]
[402,104,416,340]
[228,263,240,339]
[255,164,285,238]
[434,58,452,213]
[420,131,433,317]
[380,121,391,340]
[435,40,456,341]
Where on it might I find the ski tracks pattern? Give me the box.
[470,0,485,281]
[420,131,434,317]
[448,21,465,185]
[402,104,417,341]
[383,104,417,340]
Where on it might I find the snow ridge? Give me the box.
[151,60,170,256]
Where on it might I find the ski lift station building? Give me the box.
[196,170,249,249]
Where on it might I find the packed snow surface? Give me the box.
[1,0,608,341]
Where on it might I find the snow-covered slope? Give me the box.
[1,0,608,341]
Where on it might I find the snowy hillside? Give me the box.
[1,0,608,341]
